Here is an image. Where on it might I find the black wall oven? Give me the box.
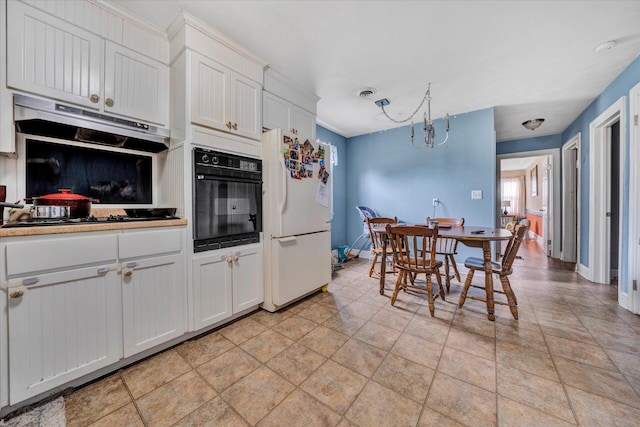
[193,148,262,252]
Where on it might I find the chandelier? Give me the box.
[375,83,450,148]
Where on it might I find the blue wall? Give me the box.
[561,55,640,292]
[342,108,497,259]
[497,134,563,155]
[316,126,348,249]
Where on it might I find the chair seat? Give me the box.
[398,257,443,269]
[464,257,501,273]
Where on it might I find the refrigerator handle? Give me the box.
[279,156,288,231]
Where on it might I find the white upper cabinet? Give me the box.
[7,1,102,110]
[263,91,316,141]
[190,51,262,141]
[263,69,318,141]
[7,1,169,126]
[104,42,169,125]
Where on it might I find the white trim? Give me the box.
[588,97,626,290]
[561,133,580,265]
[497,148,561,259]
[629,82,640,314]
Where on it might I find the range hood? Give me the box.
[14,94,170,153]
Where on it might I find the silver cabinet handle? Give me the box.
[105,98,115,107]
[220,255,228,261]
[97,267,109,275]
[22,277,39,286]
[126,262,137,269]
[9,288,25,299]
[90,94,100,103]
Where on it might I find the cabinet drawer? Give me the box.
[6,235,118,276]
[119,228,182,259]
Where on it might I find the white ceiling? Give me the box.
[501,157,537,172]
[110,0,640,141]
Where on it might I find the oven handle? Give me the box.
[195,174,261,185]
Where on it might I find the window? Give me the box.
[501,176,525,218]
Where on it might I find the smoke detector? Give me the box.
[357,87,377,98]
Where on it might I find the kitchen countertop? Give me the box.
[0,208,187,238]
[0,218,188,238]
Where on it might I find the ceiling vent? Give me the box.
[357,87,377,98]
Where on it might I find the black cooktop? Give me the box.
[1,215,180,228]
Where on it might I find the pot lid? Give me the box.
[36,189,93,200]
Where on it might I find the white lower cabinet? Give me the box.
[119,228,186,357]
[192,244,263,330]
[3,227,186,405]
[4,234,121,404]
[121,253,185,357]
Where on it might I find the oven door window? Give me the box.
[195,178,261,240]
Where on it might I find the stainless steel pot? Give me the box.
[30,189,98,218]
[31,205,70,219]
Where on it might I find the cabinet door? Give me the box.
[263,92,291,132]
[7,1,102,109]
[232,246,263,313]
[122,254,185,357]
[292,106,316,141]
[192,253,233,330]
[7,265,121,404]
[229,73,262,140]
[104,42,169,125]
[191,52,229,132]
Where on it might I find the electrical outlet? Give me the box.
[471,190,482,200]
[432,198,439,207]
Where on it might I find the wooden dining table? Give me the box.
[373,223,513,321]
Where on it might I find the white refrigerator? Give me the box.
[261,129,332,312]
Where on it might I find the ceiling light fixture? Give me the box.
[595,40,616,52]
[522,118,545,131]
[375,83,450,148]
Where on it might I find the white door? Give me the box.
[7,266,121,403]
[270,231,331,307]
[104,42,169,125]
[192,253,233,329]
[561,138,579,263]
[263,92,291,131]
[7,1,102,109]
[229,72,262,140]
[631,83,640,314]
[122,254,185,357]
[232,245,263,313]
[541,157,551,256]
[191,52,228,132]
[264,130,332,237]
[292,105,316,141]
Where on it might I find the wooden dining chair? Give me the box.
[458,224,527,319]
[386,224,445,317]
[365,216,398,277]
[426,217,464,292]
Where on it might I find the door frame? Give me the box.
[628,82,640,313]
[588,96,626,288]
[561,133,580,264]
[497,148,561,259]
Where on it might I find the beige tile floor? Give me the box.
[64,242,640,426]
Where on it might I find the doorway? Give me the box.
[497,149,561,259]
[561,134,580,264]
[588,97,626,299]
[628,81,640,314]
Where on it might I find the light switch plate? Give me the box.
[471,190,482,200]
